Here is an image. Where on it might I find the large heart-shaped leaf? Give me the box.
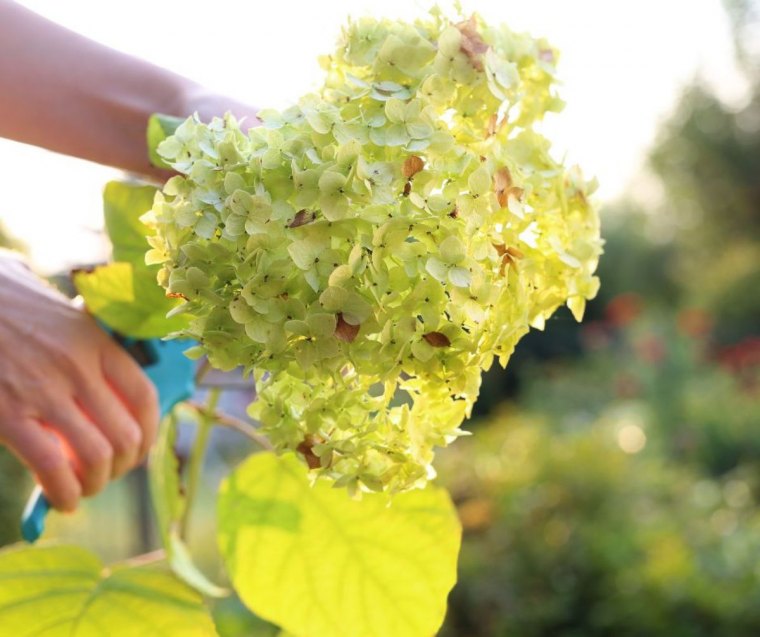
[217,452,461,637]
[0,544,218,636]
[103,181,157,267]
[76,180,188,339]
[74,262,188,339]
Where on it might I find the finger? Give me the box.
[75,381,142,479]
[46,402,113,497]
[5,418,81,512]
[100,345,160,460]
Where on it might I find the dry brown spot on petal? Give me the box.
[502,254,522,276]
[335,313,360,342]
[494,168,524,208]
[166,292,189,300]
[486,113,507,139]
[423,331,451,347]
[494,244,524,275]
[449,206,459,219]
[402,181,412,197]
[486,114,498,138]
[494,166,513,190]
[499,254,513,275]
[296,435,322,470]
[402,155,425,179]
[288,209,316,228]
[456,16,489,71]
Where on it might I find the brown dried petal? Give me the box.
[296,436,322,470]
[456,16,489,71]
[486,113,507,139]
[402,155,425,179]
[335,313,360,342]
[486,113,498,138]
[495,168,518,208]
[494,244,524,274]
[288,209,316,228]
[423,332,451,348]
[494,166,512,191]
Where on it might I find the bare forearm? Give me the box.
[0,1,201,175]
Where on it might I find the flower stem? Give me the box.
[180,388,220,539]
[186,401,273,451]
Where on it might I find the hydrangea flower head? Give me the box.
[146,8,602,494]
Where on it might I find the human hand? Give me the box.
[0,253,159,512]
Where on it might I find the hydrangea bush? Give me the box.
[145,9,601,494]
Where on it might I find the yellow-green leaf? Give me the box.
[217,452,461,637]
[103,181,157,267]
[0,544,218,636]
[74,262,188,339]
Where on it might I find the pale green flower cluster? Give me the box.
[145,9,602,494]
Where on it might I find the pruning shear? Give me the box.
[20,323,196,543]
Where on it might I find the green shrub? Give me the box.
[439,409,760,636]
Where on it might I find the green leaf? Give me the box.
[149,410,229,599]
[103,181,157,266]
[212,597,281,637]
[147,113,184,169]
[94,181,188,338]
[74,262,188,339]
[0,544,218,636]
[217,453,461,637]
[169,533,229,599]
[149,412,185,546]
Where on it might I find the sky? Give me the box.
[0,0,749,273]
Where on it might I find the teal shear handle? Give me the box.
[20,328,196,543]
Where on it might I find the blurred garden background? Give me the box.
[1,0,760,635]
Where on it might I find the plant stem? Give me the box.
[186,401,274,451]
[180,388,220,540]
[194,358,211,385]
[116,549,166,569]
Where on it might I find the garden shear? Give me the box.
[20,324,196,543]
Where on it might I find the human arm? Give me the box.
[0,0,259,177]
[0,1,260,511]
